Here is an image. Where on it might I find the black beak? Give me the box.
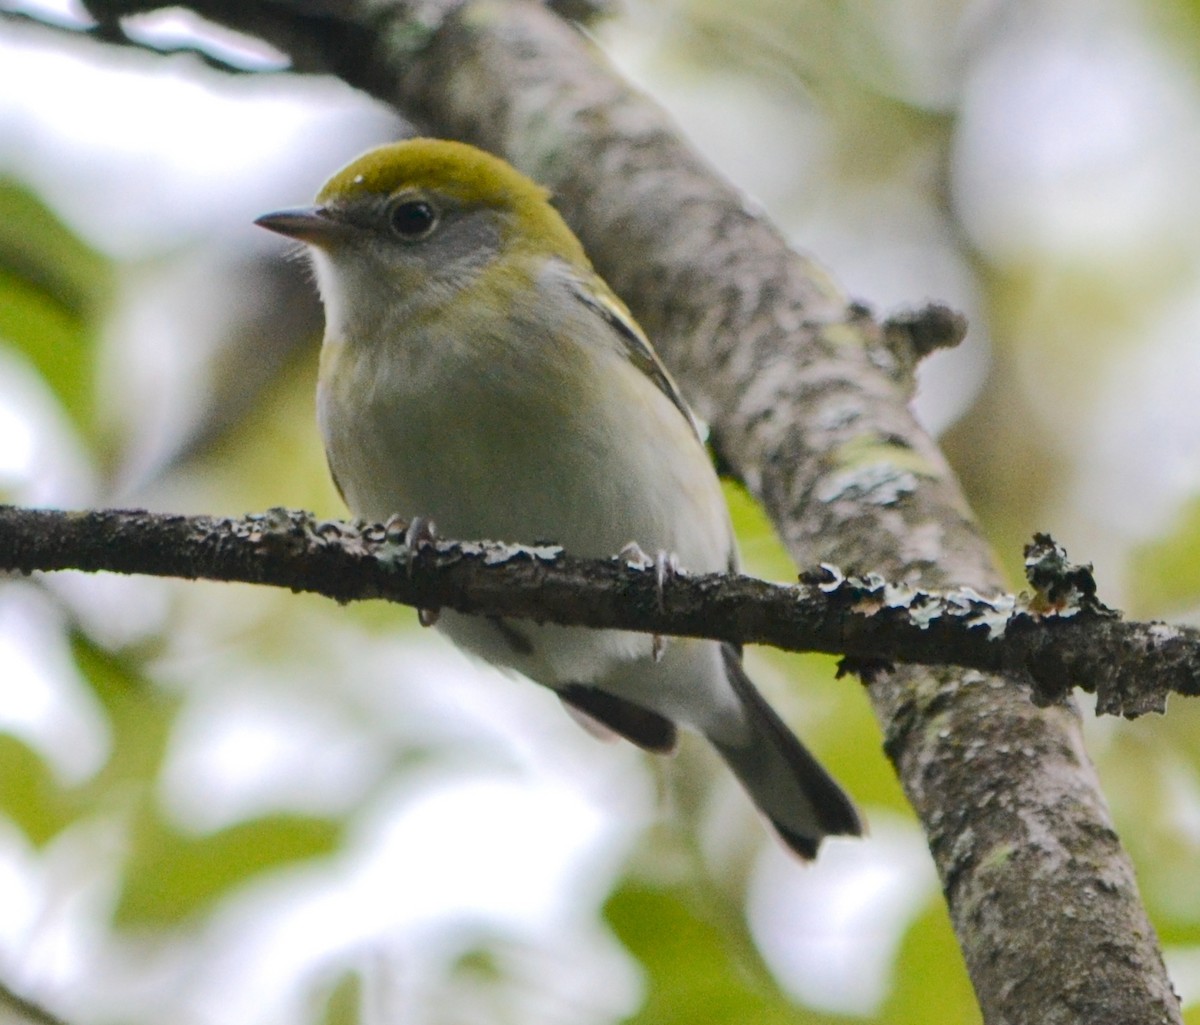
[254,206,351,246]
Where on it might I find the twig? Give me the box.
[0,979,69,1025]
[0,505,1192,718]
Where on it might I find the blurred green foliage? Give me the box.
[0,733,79,847]
[316,971,365,1025]
[606,882,838,1025]
[0,179,110,437]
[116,811,341,927]
[881,901,980,1024]
[1131,498,1200,616]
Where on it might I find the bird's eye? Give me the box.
[388,199,438,240]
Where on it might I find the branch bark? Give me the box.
[5,2,1183,1022]
[4,506,1199,723]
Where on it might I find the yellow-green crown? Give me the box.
[317,138,587,262]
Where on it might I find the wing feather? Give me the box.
[566,276,702,442]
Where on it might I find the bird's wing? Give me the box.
[566,274,703,443]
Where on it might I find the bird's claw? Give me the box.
[654,550,680,612]
[618,541,654,571]
[619,542,678,661]
[651,633,666,663]
[402,515,438,571]
[395,515,441,627]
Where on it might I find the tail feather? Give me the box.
[558,683,679,753]
[712,645,862,859]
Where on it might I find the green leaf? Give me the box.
[0,179,112,434]
[315,969,363,1025]
[114,811,342,927]
[722,480,796,582]
[1,634,179,850]
[881,897,979,1024]
[70,631,176,789]
[0,180,108,319]
[67,634,344,928]
[1129,497,1200,616]
[605,882,847,1025]
[0,733,78,846]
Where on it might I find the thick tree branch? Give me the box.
[3,2,1182,1022]
[2,506,1195,721]
[0,4,288,73]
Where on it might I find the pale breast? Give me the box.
[317,281,734,575]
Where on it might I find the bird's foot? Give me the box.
[387,514,441,627]
[618,542,680,662]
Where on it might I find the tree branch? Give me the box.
[2,506,1195,721]
[0,4,288,74]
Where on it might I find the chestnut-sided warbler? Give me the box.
[256,138,861,857]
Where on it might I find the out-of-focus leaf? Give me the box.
[315,969,363,1025]
[0,179,111,433]
[1153,908,1200,948]
[114,811,341,927]
[605,882,847,1024]
[451,944,507,982]
[68,633,343,929]
[1102,725,1200,941]
[1,632,177,850]
[70,631,176,788]
[159,256,321,475]
[880,897,979,1024]
[0,181,108,318]
[722,480,796,583]
[178,345,342,516]
[1129,497,1200,616]
[0,269,94,431]
[0,734,78,847]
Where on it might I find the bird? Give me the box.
[255,138,862,858]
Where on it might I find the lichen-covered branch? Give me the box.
[3,506,1197,722]
[4,2,1183,1021]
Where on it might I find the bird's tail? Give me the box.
[710,645,863,859]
